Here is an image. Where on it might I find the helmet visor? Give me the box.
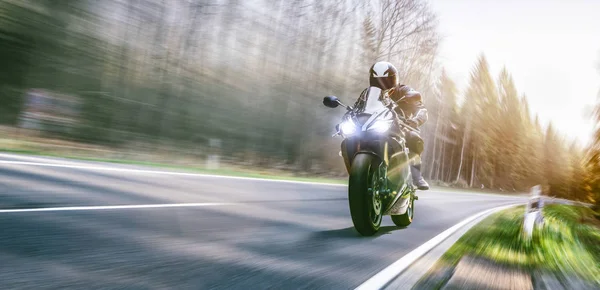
[370,76,396,90]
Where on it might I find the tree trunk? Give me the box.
[469,156,476,188]
[455,129,468,182]
[428,111,441,178]
[446,146,455,182]
[436,140,445,181]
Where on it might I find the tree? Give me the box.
[426,70,459,182]
[518,104,544,189]
[543,124,571,197]
[496,68,524,190]
[586,91,600,210]
[456,55,500,188]
[568,142,588,201]
[359,0,438,85]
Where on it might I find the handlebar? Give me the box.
[387,103,419,133]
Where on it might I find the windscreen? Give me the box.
[362,86,386,114]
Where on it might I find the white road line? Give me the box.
[0,160,346,187]
[355,203,521,290]
[0,202,233,213]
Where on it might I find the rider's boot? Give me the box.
[410,164,429,190]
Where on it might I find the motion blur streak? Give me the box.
[0,154,527,289]
[0,0,599,289]
[0,0,595,202]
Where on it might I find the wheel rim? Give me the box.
[370,169,383,226]
[406,197,414,221]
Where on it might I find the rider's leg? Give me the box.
[410,162,429,190]
[406,131,429,190]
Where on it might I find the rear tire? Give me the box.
[348,154,382,236]
[391,195,414,227]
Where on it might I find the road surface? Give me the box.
[0,154,526,289]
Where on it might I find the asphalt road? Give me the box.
[0,154,527,289]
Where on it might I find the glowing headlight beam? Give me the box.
[340,120,357,135]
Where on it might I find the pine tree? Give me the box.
[428,70,459,181]
[496,68,523,190]
[458,55,500,188]
[568,142,587,201]
[543,124,570,197]
[519,101,544,189]
[586,93,600,210]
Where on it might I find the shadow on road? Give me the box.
[310,225,404,240]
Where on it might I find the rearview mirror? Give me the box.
[323,96,340,108]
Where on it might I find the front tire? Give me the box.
[348,154,382,236]
[391,195,414,227]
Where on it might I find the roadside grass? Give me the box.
[415,204,600,289]
[539,205,600,277]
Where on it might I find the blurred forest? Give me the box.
[586,62,600,210]
[0,0,597,203]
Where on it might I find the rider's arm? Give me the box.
[412,102,428,127]
[395,85,428,127]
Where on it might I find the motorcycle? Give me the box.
[323,86,418,236]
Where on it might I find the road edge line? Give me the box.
[0,202,234,213]
[0,159,347,187]
[354,203,522,290]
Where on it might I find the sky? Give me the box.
[427,0,600,145]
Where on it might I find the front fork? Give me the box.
[368,162,391,198]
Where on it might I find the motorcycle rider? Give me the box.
[356,61,430,190]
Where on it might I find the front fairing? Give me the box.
[337,86,409,185]
[338,87,395,138]
[337,87,405,168]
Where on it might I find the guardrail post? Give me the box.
[523,185,544,239]
[205,138,222,170]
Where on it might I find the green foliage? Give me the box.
[437,205,600,285]
[586,78,600,210]
[538,205,600,280]
[441,206,530,267]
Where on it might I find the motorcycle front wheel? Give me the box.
[391,194,414,227]
[348,153,383,236]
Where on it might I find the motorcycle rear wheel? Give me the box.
[348,154,382,236]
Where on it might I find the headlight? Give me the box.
[369,120,392,133]
[340,120,357,135]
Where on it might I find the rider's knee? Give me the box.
[406,131,424,155]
